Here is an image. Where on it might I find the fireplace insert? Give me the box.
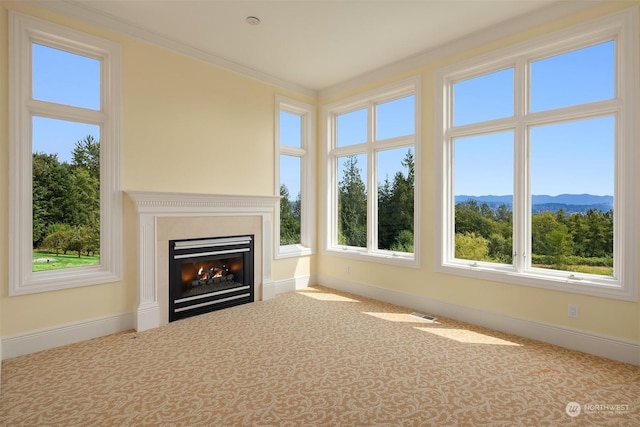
[168,235,254,321]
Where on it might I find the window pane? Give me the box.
[454,132,513,264]
[279,154,301,245]
[377,147,414,252]
[530,41,614,112]
[337,154,367,247]
[530,117,614,276]
[376,95,414,140]
[279,111,302,148]
[32,43,100,110]
[337,108,367,147]
[453,68,514,126]
[32,117,101,271]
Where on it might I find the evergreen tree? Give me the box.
[377,176,395,249]
[377,149,415,252]
[280,184,301,245]
[338,155,367,247]
[72,135,100,181]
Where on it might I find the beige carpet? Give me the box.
[1,286,638,426]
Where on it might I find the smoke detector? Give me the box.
[245,16,261,26]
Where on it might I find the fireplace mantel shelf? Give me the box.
[127,191,281,212]
[126,191,279,331]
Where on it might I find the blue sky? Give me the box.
[33,39,614,198]
[453,40,614,197]
[32,43,100,163]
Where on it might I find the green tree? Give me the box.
[280,184,301,245]
[391,229,414,253]
[455,232,489,261]
[378,149,415,252]
[487,232,512,263]
[41,223,73,255]
[67,167,99,228]
[584,208,611,257]
[377,176,395,249]
[338,155,367,247]
[567,212,590,257]
[32,135,101,259]
[32,153,73,247]
[531,211,559,255]
[72,135,100,181]
[455,200,496,239]
[546,224,573,268]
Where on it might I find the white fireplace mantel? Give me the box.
[127,191,280,331]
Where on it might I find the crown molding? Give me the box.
[11,1,603,102]
[318,0,602,100]
[19,0,318,99]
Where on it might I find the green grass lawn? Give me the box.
[533,263,613,276]
[33,251,99,272]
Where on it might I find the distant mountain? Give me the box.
[455,194,613,214]
[531,194,613,206]
[455,195,513,205]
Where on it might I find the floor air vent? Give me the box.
[410,312,437,322]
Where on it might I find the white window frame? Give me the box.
[275,96,316,258]
[9,12,122,295]
[436,8,638,301]
[322,77,421,267]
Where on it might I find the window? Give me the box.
[437,9,638,300]
[323,78,420,265]
[9,12,122,295]
[275,96,315,257]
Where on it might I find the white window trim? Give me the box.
[274,96,316,258]
[322,77,421,268]
[436,8,639,301]
[9,12,122,295]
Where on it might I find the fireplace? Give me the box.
[127,191,279,331]
[169,235,254,321]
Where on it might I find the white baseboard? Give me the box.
[3,277,637,366]
[136,302,160,332]
[316,274,640,366]
[1,313,134,360]
[262,280,276,300]
[0,276,312,360]
[273,275,314,296]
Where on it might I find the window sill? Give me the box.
[10,265,121,296]
[275,244,314,259]
[437,262,636,301]
[325,247,418,268]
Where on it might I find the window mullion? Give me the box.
[368,103,376,252]
[513,57,528,272]
[28,99,106,124]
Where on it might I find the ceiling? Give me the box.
[33,0,595,94]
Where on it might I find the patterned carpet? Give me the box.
[1,286,639,426]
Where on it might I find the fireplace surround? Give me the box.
[127,191,280,331]
[169,235,254,321]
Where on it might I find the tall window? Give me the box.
[9,12,122,294]
[324,78,419,265]
[275,96,315,257]
[437,10,638,300]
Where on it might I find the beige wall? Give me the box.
[0,0,638,348]
[317,0,640,343]
[0,1,312,337]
